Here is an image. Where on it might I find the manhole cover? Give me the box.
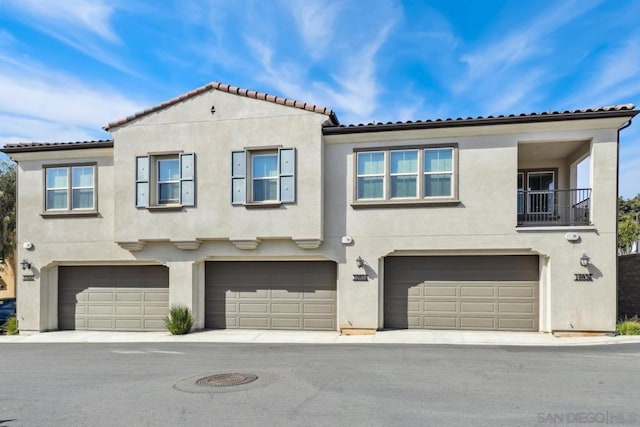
[196,373,258,388]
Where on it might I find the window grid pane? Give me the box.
[252,154,278,179]
[47,189,68,210]
[390,150,417,198]
[46,168,68,210]
[251,153,278,202]
[253,178,278,201]
[357,152,385,199]
[46,168,68,190]
[424,174,452,197]
[71,166,94,209]
[157,158,180,204]
[424,148,453,173]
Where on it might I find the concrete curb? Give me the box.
[2,330,640,346]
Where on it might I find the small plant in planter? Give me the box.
[617,316,640,335]
[164,305,194,335]
[2,316,18,335]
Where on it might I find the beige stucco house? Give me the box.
[3,82,637,335]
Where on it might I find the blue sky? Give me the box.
[1,0,639,197]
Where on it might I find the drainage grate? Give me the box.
[196,373,258,388]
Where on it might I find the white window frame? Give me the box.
[389,149,419,199]
[423,147,454,199]
[354,145,457,202]
[44,164,96,212]
[231,147,296,205]
[356,151,386,200]
[251,152,279,202]
[135,153,195,208]
[156,157,181,205]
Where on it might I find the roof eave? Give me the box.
[322,109,639,135]
[1,141,114,154]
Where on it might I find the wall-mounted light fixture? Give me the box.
[21,259,32,270]
[355,256,364,269]
[579,254,590,268]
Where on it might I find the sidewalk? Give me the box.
[2,329,640,346]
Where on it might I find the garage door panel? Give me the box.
[461,302,496,313]
[499,318,535,329]
[272,318,301,328]
[115,306,142,316]
[499,302,535,314]
[424,286,457,297]
[239,303,268,313]
[271,289,299,299]
[303,290,334,300]
[59,266,169,332]
[88,305,114,315]
[425,301,457,312]
[239,317,268,328]
[87,318,114,329]
[461,286,495,297]
[425,316,457,328]
[88,292,114,302]
[116,292,142,302]
[461,317,495,329]
[272,303,301,314]
[144,306,168,316]
[303,303,333,314]
[205,261,336,330]
[303,318,334,329]
[115,319,142,329]
[384,256,539,331]
[144,319,166,329]
[499,285,536,298]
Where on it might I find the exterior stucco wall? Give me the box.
[325,122,621,332]
[111,90,329,244]
[8,91,628,334]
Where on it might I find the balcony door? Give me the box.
[518,170,555,220]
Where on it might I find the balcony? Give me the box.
[517,188,591,227]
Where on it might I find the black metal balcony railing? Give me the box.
[517,188,591,226]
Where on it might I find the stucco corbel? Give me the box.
[116,241,146,252]
[230,239,261,250]
[293,238,323,249]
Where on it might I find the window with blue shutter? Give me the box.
[231,148,296,205]
[135,153,196,208]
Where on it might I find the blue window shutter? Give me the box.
[231,151,246,204]
[180,153,195,206]
[135,156,149,207]
[279,147,295,203]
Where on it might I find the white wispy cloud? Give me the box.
[5,0,120,42]
[452,0,603,114]
[2,0,143,76]
[0,55,146,146]
[286,0,342,60]
[562,33,640,108]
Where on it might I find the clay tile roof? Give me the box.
[323,104,638,134]
[104,81,339,131]
[1,139,113,154]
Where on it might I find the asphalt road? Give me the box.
[1,343,639,427]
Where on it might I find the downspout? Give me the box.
[616,118,633,323]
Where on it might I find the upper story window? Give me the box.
[231,147,296,205]
[355,145,457,203]
[424,148,453,197]
[45,164,96,212]
[136,153,195,208]
[157,158,180,204]
[252,153,278,202]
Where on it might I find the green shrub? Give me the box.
[616,316,640,335]
[2,316,18,335]
[164,305,194,335]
